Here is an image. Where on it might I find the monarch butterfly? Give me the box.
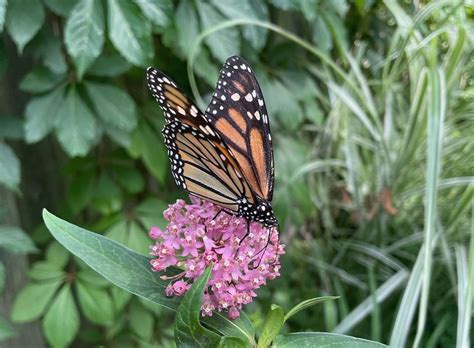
[146,55,277,230]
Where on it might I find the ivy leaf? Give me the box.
[76,281,115,326]
[85,82,137,132]
[257,304,285,348]
[174,267,221,347]
[0,225,37,254]
[65,0,105,79]
[42,284,80,348]
[107,0,154,66]
[43,0,78,17]
[0,144,20,191]
[55,87,97,157]
[24,86,65,143]
[5,0,45,52]
[11,281,62,322]
[134,0,172,27]
[19,66,65,94]
[272,332,387,347]
[0,0,6,33]
[197,2,240,62]
[175,0,199,57]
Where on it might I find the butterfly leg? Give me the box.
[250,227,273,269]
[239,221,251,245]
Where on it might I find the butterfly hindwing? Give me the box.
[204,56,274,201]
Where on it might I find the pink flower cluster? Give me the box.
[149,197,285,319]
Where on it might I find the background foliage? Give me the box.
[0,0,473,347]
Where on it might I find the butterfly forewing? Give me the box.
[204,56,274,201]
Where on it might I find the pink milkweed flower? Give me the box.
[149,197,285,319]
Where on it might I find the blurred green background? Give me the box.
[0,0,473,347]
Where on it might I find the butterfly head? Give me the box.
[255,201,278,228]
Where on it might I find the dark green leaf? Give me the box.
[42,284,80,348]
[197,2,240,62]
[107,0,154,66]
[19,66,64,93]
[91,172,122,214]
[0,116,23,140]
[111,286,132,313]
[269,0,300,11]
[0,144,20,191]
[114,165,144,194]
[219,336,251,348]
[174,267,221,347]
[24,86,65,143]
[175,0,199,57]
[104,125,131,148]
[34,34,68,74]
[129,301,154,340]
[11,281,62,322]
[284,296,339,322]
[273,332,387,347]
[6,0,45,52]
[28,261,65,281]
[86,53,131,77]
[55,87,97,157]
[85,82,137,132]
[46,242,70,268]
[76,281,115,326]
[134,0,172,27]
[0,0,6,33]
[65,0,105,79]
[0,263,4,295]
[0,316,15,341]
[0,225,37,254]
[203,311,256,344]
[68,169,96,214]
[43,0,78,16]
[258,305,285,348]
[136,197,168,228]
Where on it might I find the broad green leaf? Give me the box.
[197,2,240,62]
[28,261,65,281]
[134,0,172,27]
[91,172,122,214]
[174,267,221,347]
[175,0,199,57]
[219,336,251,348]
[0,116,23,140]
[0,143,20,191]
[19,66,64,93]
[258,305,285,348]
[0,225,37,254]
[55,87,97,157]
[46,242,70,268]
[43,0,77,16]
[114,165,144,194]
[85,82,137,132]
[76,281,115,326]
[43,284,80,348]
[11,281,62,322]
[86,53,131,77]
[136,197,168,228]
[107,0,153,66]
[312,15,332,52]
[129,301,154,340]
[273,332,387,347]
[198,311,256,344]
[34,33,68,74]
[68,169,95,214]
[0,263,4,295]
[284,296,339,322]
[65,0,105,79]
[0,316,15,341]
[0,0,7,33]
[24,86,65,143]
[76,268,111,288]
[5,0,45,52]
[111,286,132,313]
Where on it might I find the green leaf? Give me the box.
[86,53,131,77]
[76,281,115,326]
[258,304,285,348]
[19,66,64,94]
[111,286,132,313]
[91,172,122,214]
[273,333,387,347]
[5,0,45,52]
[0,0,5,33]
[0,225,37,254]
[35,33,68,74]
[284,296,339,322]
[0,263,5,295]
[107,0,154,66]
[129,301,154,340]
[197,2,240,62]
[114,165,144,194]
[0,116,23,140]
[134,0,172,27]
[68,169,95,214]
[0,316,15,341]
[85,82,137,132]
[11,281,62,322]
[76,268,111,288]
[174,267,221,347]
[28,261,65,281]
[175,0,199,57]
[46,241,70,268]
[43,284,80,348]
[43,0,77,16]
[219,336,251,348]
[55,86,97,157]
[312,15,332,53]
[65,0,105,79]
[24,86,65,143]
[0,143,20,191]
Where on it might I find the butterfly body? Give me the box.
[147,56,277,228]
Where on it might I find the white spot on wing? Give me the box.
[245,93,253,102]
[231,93,240,101]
